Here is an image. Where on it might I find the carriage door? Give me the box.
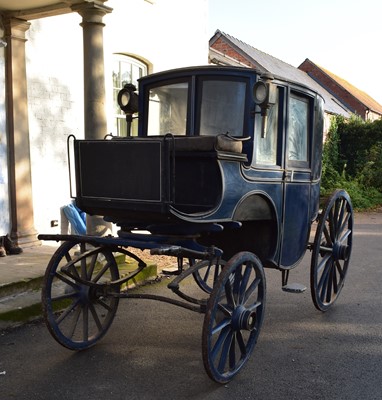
[280,92,312,268]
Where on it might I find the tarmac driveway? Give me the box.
[0,211,381,399]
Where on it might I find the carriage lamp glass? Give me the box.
[119,91,131,108]
[117,83,139,114]
[253,81,268,105]
[253,80,277,139]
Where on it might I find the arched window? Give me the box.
[112,54,147,136]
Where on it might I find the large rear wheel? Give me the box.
[311,190,353,311]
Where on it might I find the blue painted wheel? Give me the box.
[42,241,120,350]
[311,189,353,311]
[192,258,226,294]
[202,252,266,383]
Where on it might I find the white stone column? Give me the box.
[4,17,39,247]
[73,1,113,235]
[72,0,112,140]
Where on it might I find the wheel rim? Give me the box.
[42,241,120,350]
[311,190,353,311]
[202,252,266,383]
[192,258,226,294]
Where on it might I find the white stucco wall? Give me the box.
[26,0,209,235]
[26,14,84,235]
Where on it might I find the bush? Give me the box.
[321,115,382,210]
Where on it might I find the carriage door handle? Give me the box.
[284,170,294,182]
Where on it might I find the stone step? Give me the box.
[0,255,158,329]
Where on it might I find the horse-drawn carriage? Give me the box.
[39,66,353,383]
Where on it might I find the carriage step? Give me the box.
[161,266,181,275]
[282,283,307,293]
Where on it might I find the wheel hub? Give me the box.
[232,305,257,331]
[77,285,101,305]
[333,241,349,261]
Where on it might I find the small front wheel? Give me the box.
[311,190,353,311]
[202,252,266,383]
[42,241,120,350]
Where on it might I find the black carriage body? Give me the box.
[74,66,324,270]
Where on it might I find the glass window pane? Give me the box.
[200,80,246,136]
[147,82,188,135]
[112,64,120,88]
[288,95,309,161]
[121,63,131,86]
[256,91,279,165]
[112,55,147,136]
[131,64,141,88]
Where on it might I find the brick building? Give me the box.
[299,59,382,121]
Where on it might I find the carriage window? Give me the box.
[147,82,188,135]
[288,95,309,162]
[199,80,246,136]
[255,90,279,165]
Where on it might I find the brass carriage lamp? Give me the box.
[117,83,139,135]
[253,73,277,138]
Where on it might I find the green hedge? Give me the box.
[321,115,382,210]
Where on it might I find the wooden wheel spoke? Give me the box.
[325,266,334,303]
[333,198,341,227]
[55,272,79,290]
[51,291,77,303]
[80,257,87,280]
[328,208,336,241]
[56,297,81,325]
[331,263,339,294]
[243,278,260,305]
[335,260,345,281]
[322,223,333,247]
[211,317,231,336]
[211,326,231,362]
[95,298,114,313]
[232,267,243,300]
[82,304,89,341]
[229,333,237,370]
[66,306,81,339]
[236,330,247,356]
[202,263,213,282]
[217,331,234,373]
[337,203,349,234]
[247,300,262,313]
[335,199,346,233]
[87,253,99,280]
[238,264,252,303]
[225,278,236,308]
[317,257,332,295]
[64,261,80,280]
[316,253,331,276]
[93,261,112,283]
[64,251,73,263]
[89,303,104,332]
[338,227,352,245]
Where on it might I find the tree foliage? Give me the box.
[321,115,382,210]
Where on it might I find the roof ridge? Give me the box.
[219,30,298,70]
[306,59,382,113]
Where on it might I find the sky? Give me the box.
[208,0,382,105]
